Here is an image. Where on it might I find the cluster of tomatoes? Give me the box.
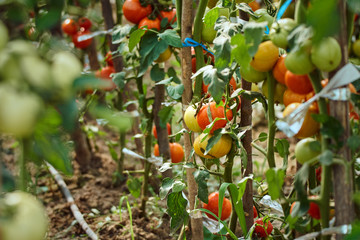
[152,123,185,163]
[61,17,93,49]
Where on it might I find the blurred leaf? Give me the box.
[345,221,360,240]
[243,21,266,57]
[89,105,133,132]
[158,106,174,128]
[351,93,360,110]
[287,25,313,52]
[203,7,220,26]
[160,177,175,200]
[150,64,166,82]
[319,149,333,166]
[128,28,146,52]
[126,175,141,198]
[167,84,184,100]
[265,168,285,200]
[113,72,126,89]
[56,98,78,132]
[167,67,181,84]
[73,73,109,90]
[347,135,360,152]
[158,29,182,48]
[214,35,231,70]
[173,181,186,193]
[294,163,309,202]
[204,132,222,155]
[1,163,15,192]
[231,34,251,67]
[167,192,189,230]
[112,24,132,44]
[347,0,360,13]
[194,170,210,203]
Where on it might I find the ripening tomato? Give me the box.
[196,102,233,134]
[249,1,260,11]
[184,105,203,132]
[123,0,152,24]
[311,37,342,72]
[253,206,258,218]
[72,29,92,49]
[170,142,184,163]
[138,17,161,30]
[158,9,177,24]
[203,192,232,221]
[155,47,172,63]
[250,41,279,72]
[95,66,116,91]
[105,51,113,66]
[240,64,267,83]
[78,17,92,30]
[202,77,237,94]
[272,54,287,85]
[283,88,307,107]
[316,166,322,182]
[62,18,78,35]
[193,133,232,159]
[352,39,360,57]
[152,123,171,139]
[261,78,286,104]
[285,71,313,95]
[254,218,273,238]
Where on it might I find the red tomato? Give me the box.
[95,66,116,91]
[308,197,321,220]
[170,142,184,163]
[152,123,171,139]
[72,29,92,49]
[285,70,313,95]
[203,192,232,221]
[78,17,92,30]
[62,18,78,35]
[254,218,273,238]
[202,77,237,94]
[158,9,177,24]
[105,51,114,66]
[123,0,152,24]
[196,102,233,134]
[138,17,161,31]
[253,206,258,218]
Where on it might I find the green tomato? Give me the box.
[294,138,321,164]
[269,18,297,49]
[240,64,267,83]
[184,105,203,132]
[311,37,342,72]
[261,78,286,104]
[201,7,229,44]
[0,21,8,51]
[285,43,315,75]
[352,39,360,57]
[20,55,51,89]
[0,191,48,240]
[250,9,274,28]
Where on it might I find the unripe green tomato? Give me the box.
[285,45,315,75]
[352,39,360,57]
[240,64,267,83]
[20,55,51,89]
[261,78,286,104]
[0,85,43,137]
[184,105,202,132]
[158,0,172,6]
[0,52,23,81]
[269,18,297,49]
[0,21,8,51]
[310,37,342,72]
[250,9,274,28]
[0,191,49,240]
[7,40,37,56]
[295,138,321,164]
[201,7,229,44]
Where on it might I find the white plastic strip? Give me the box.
[77,29,113,42]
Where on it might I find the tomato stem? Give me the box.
[175,0,182,34]
[18,138,27,192]
[266,73,276,168]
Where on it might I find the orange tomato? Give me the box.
[249,1,261,11]
[154,143,160,156]
[170,142,184,163]
[272,54,287,85]
[95,66,116,91]
[152,123,171,139]
[196,102,233,134]
[283,88,307,107]
[283,102,319,139]
[285,70,313,94]
[203,192,232,221]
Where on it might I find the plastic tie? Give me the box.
[276,0,293,20]
[182,37,214,56]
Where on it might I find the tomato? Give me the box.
[158,9,177,25]
[0,21,8,51]
[95,66,116,91]
[123,0,152,24]
[26,26,39,41]
[201,23,217,44]
[311,37,342,72]
[78,17,92,30]
[352,39,360,57]
[250,41,279,72]
[20,55,51,89]
[72,29,92,49]
[350,111,360,120]
[138,17,161,31]
[294,138,321,164]
[272,54,287,85]
[0,191,49,240]
[152,122,171,139]
[240,64,267,83]
[283,102,320,139]
[283,88,307,106]
[285,42,315,75]
[249,1,260,11]
[196,102,233,134]
[155,47,172,63]
[193,133,232,159]
[261,78,286,104]
[61,18,78,35]
[184,105,203,132]
[170,142,184,163]
[203,76,237,94]
[203,192,232,221]
[269,18,297,49]
[250,9,273,28]
[253,206,258,218]
[191,50,215,73]
[285,70,313,95]
[254,217,273,238]
[308,196,321,220]
[105,51,113,66]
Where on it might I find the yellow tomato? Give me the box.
[194,133,232,159]
[155,47,172,63]
[184,105,202,132]
[250,41,279,72]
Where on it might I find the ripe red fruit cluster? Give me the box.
[122,0,176,31]
[61,17,93,49]
[254,218,273,238]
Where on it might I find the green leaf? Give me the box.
[167,84,184,100]
[265,168,285,200]
[345,221,360,240]
[347,135,360,152]
[112,72,126,89]
[158,106,175,128]
[167,67,181,84]
[214,35,231,70]
[203,7,220,27]
[1,163,15,192]
[214,17,242,37]
[89,105,133,132]
[150,64,166,82]
[258,132,268,142]
[128,28,146,52]
[231,34,251,67]
[294,163,309,202]
[193,170,210,203]
[167,192,189,230]
[158,29,183,48]
[204,69,225,103]
[243,21,267,57]
[57,98,78,133]
[173,181,186,193]
[351,92,360,110]
[73,73,109,91]
[319,150,333,166]
[348,0,360,13]
[275,139,290,158]
[112,24,132,44]
[160,178,175,200]
[287,24,313,52]
[126,175,141,198]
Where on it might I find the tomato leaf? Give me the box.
[126,175,141,198]
[347,135,360,152]
[203,68,225,103]
[347,0,360,13]
[231,34,251,67]
[265,168,285,200]
[319,149,333,166]
[139,36,168,76]
[128,28,146,52]
[158,29,182,48]
[167,192,189,231]
[214,17,241,37]
[89,105,133,132]
[294,163,309,203]
[112,72,126,89]
[214,35,231,70]
[167,67,182,84]
[160,178,175,200]
[204,132,222,155]
[158,106,174,128]
[243,21,266,57]
[150,64,166,82]
[167,84,184,100]
[112,24,132,44]
[193,170,210,203]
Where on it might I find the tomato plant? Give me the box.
[310,37,342,72]
[158,9,177,24]
[196,102,233,134]
[262,78,286,104]
[254,218,273,238]
[203,192,232,221]
[269,18,297,49]
[155,47,172,63]
[122,0,152,24]
[285,42,315,75]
